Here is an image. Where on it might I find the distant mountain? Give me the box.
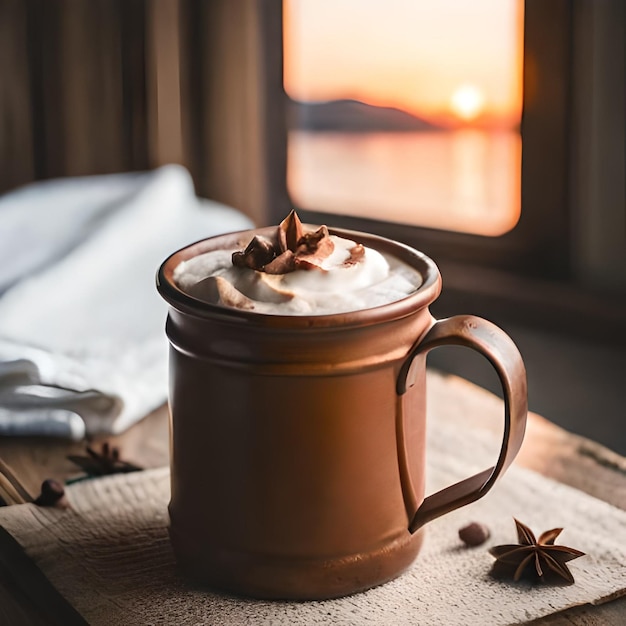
[288,98,441,132]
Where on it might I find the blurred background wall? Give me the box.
[0,0,285,225]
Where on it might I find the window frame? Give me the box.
[179,0,624,343]
[271,0,573,280]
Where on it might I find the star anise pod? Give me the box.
[67,442,142,478]
[489,518,585,585]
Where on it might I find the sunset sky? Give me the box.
[283,0,523,128]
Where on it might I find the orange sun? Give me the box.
[450,84,486,121]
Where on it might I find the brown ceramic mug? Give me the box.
[156,225,527,600]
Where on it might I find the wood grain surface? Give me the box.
[1,372,624,625]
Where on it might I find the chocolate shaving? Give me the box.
[264,250,296,274]
[231,210,339,274]
[278,210,304,253]
[291,225,335,271]
[295,225,332,255]
[345,243,365,266]
[232,235,275,270]
[231,210,367,275]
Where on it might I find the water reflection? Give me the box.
[287,129,521,236]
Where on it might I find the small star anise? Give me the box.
[489,518,585,585]
[67,442,142,478]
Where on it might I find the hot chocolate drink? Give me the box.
[173,211,422,315]
[157,213,527,600]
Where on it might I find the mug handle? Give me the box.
[396,315,527,533]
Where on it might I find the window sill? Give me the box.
[432,261,626,347]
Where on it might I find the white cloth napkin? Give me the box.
[0,165,253,439]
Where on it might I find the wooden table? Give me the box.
[1,372,625,625]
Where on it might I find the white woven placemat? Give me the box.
[1,414,625,626]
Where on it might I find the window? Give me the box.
[170,0,625,338]
[284,0,524,238]
[276,0,572,280]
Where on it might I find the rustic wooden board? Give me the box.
[0,372,624,624]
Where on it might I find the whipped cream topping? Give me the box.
[173,233,423,315]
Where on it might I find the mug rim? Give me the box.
[156,225,442,329]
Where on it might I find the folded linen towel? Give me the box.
[0,165,253,439]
